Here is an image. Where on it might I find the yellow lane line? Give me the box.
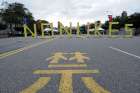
[0,48,24,59]
[20,77,51,93]
[0,38,55,59]
[81,77,111,93]
[34,70,99,74]
[48,64,87,68]
[59,72,73,93]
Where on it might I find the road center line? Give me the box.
[109,46,140,59]
[0,38,56,59]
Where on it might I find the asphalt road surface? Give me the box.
[0,36,140,93]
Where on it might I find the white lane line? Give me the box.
[109,46,140,59]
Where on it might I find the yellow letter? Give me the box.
[40,23,50,38]
[94,22,102,37]
[23,24,37,38]
[87,22,90,37]
[58,22,72,38]
[69,22,72,38]
[77,22,80,37]
[58,21,63,37]
[109,22,119,38]
[50,23,54,37]
[124,24,133,38]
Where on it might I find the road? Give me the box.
[0,36,140,93]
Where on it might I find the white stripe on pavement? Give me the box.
[109,46,140,59]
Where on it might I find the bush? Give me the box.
[0,23,7,30]
[134,28,140,36]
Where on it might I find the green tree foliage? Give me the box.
[0,23,7,30]
[128,13,140,28]
[102,12,140,35]
[102,21,109,30]
[129,13,140,35]
[1,2,34,33]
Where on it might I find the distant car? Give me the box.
[44,28,59,35]
[44,28,51,32]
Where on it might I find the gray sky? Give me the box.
[2,0,140,26]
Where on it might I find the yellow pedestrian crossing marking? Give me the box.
[20,52,111,93]
[20,77,51,93]
[59,53,88,55]
[33,69,99,74]
[20,69,111,93]
[48,64,87,68]
[82,77,111,93]
[59,72,73,93]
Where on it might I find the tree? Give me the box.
[112,16,121,29]
[1,2,34,35]
[0,23,7,30]
[102,21,109,30]
[128,13,140,35]
[129,13,140,28]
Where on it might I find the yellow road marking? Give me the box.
[59,72,73,93]
[46,52,67,63]
[20,77,51,93]
[48,64,87,68]
[46,52,89,64]
[58,53,88,54]
[0,38,55,59]
[69,52,90,63]
[81,77,111,93]
[34,70,99,74]
[21,70,100,93]
[0,48,24,59]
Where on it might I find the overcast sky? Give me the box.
[2,0,140,26]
